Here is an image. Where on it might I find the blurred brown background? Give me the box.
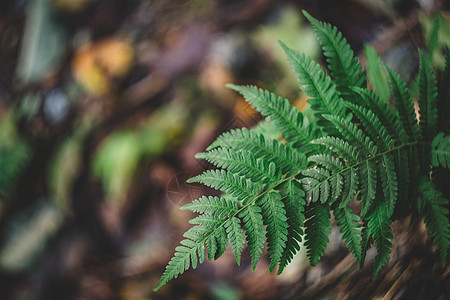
[0,0,449,299]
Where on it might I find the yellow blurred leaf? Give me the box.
[72,38,134,96]
[95,38,134,77]
[72,44,110,96]
[52,0,93,12]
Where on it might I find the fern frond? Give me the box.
[227,84,319,152]
[350,87,408,144]
[311,136,361,165]
[364,45,390,102]
[378,154,398,216]
[280,41,345,134]
[196,148,282,184]
[431,132,450,168]
[189,214,225,227]
[360,223,373,269]
[303,11,365,99]
[323,114,378,156]
[302,155,345,204]
[418,177,450,264]
[333,204,362,264]
[181,196,238,218]
[156,12,446,290]
[277,179,306,274]
[366,199,393,278]
[359,160,378,216]
[154,228,208,290]
[207,128,306,175]
[394,148,410,218]
[340,168,359,208]
[386,66,422,142]
[418,49,438,145]
[224,217,245,265]
[309,154,343,173]
[257,191,289,272]
[206,226,228,261]
[438,47,450,132]
[240,204,265,270]
[344,102,395,151]
[188,170,261,205]
[304,202,332,265]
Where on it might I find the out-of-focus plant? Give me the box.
[0,111,31,199]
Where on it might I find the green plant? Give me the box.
[154,11,450,291]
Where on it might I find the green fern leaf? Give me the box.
[227,84,319,152]
[196,148,282,184]
[386,66,422,142]
[303,155,345,204]
[359,160,377,216]
[360,223,373,269]
[181,196,238,218]
[207,226,228,261]
[418,177,450,264]
[367,199,393,278]
[350,87,408,144]
[394,148,410,218]
[323,114,378,156]
[311,136,361,165]
[333,204,362,264]
[240,204,265,271]
[364,45,390,102]
[278,179,306,274]
[378,154,398,216]
[431,132,450,168]
[188,170,261,205]
[340,168,359,208]
[304,202,332,265]
[418,49,438,145]
[257,191,289,272]
[280,41,345,134]
[207,128,306,175]
[303,11,365,99]
[438,47,450,132]
[344,102,395,151]
[154,229,208,291]
[224,217,245,265]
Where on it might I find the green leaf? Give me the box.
[227,84,319,152]
[280,41,345,134]
[378,154,398,217]
[277,180,306,274]
[364,45,390,102]
[367,199,393,279]
[351,87,408,144]
[154,230,207,291]
[428,13,440,62]
[224,217,245,265]
[181,196,238,218]
[386,66,422,142]
[438,47,450,133]
[418,49,439,145]
[304,10,365,100]
[188,170,261,205]
[418,177,450,265]
[207,128,307,175]
[304,202,332,266]
[431,133,450,168]
[196,148,282,184]
[257,191,288,272]
[240,205,265,271]
[333,205,362,264]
